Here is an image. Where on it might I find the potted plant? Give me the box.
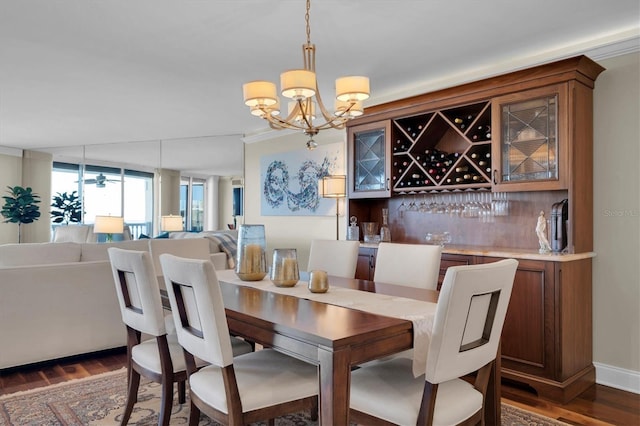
[51,191,82,225]
[1,185,41,243]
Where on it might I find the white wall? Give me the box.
[243,53,640,392]
[592,52,640,391]
[244,130,347,269]
[0,148,23,244]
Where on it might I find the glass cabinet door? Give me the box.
[347,121,391,198]
[491,84,568,191]
[501,95,557,181]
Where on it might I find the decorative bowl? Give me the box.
[425,231,452,247]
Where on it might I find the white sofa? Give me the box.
[52,224,132,243]
[0,235,235,370]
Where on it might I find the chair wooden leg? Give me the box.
[158,378,174,426]
[188,401,201,426]
[121,369,141,426]
[178,380,186,404]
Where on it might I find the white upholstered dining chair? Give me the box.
[159,253,319,426]
[307,239,360,278]
[108,248,252,426]
[350,258,518,426]
[373,242,442,289]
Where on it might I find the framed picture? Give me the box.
[260,143,343,216]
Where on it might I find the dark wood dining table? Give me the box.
[213,269,501,425]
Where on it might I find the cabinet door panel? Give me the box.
[438,254,472,290]
[491,84,569,191]
[355,247,377,280]
[348,121,392,198]
[479,257,555,378]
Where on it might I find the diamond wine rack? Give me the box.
[391,101,492,192]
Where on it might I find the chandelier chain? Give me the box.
[305,0,311,45]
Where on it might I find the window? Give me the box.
[180,176,206,232]
[52,162,154,238]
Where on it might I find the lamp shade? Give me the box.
[161,215,183,232]
[281,69,316,100]
[319,175,346,198]
[335,76,370,102]
[334,99,363,117]
[94,215,124,234]
[243,80,278,107]
[251,98,281,117]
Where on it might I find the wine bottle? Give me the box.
[455,166,468,173]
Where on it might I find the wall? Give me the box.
[0,149,23,244]
[21,150,53,243]
[243,53,640,392]
[244,130,346,269]
[592,52,640,391]
[0,149,51,244]
[218,176,243,231]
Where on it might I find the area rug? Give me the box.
[0,368,568,425]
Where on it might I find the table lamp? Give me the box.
[319,175,346,240]
[94,215,124,242]
[161,215,184,232]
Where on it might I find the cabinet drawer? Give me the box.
[438,254,472,290]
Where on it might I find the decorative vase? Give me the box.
[270,248,299,287]
[235,224,267,281]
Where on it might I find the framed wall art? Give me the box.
[260,143,343,216]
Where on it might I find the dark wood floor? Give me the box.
[1,348,638,425]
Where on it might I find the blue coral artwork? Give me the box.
[261,143,343,216]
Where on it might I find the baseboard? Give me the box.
[594,362,640,394]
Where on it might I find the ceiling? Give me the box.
[1,0,638,176]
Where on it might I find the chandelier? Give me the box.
[242,0,370,149]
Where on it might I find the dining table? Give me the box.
[206,268,501,426]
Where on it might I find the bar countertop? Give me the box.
[359,242,595,262]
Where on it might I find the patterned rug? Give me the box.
[0,368,568,425]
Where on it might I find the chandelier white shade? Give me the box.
[242,81,278,108]
[336,76,370,102]
[242,0,369,149]
[280,70,316,100]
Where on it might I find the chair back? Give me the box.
[159,254,234,368]
[307,239,360,278]
[373,242,442,289]
[425,259,518,384]
[107,247,167,336]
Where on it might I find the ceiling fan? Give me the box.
[79,173,120,188]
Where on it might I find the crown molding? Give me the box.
[0,146,23,157]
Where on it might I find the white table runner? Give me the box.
[216,269,435,377]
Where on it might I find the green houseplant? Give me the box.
[51,191,82,225]
[1,185,41,243]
